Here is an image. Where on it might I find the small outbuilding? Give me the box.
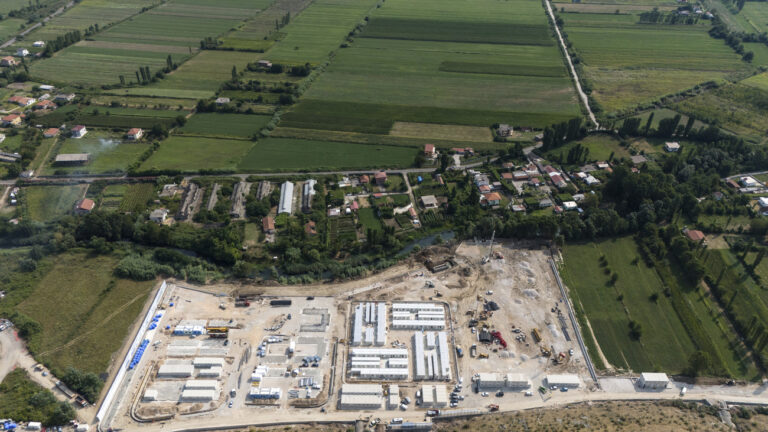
[664,141,680,152]
[74,198,95,215]
[420,195,438,209]
[55,153,89,165]
[126,128,143,140]
[71,125,87,138]
[638,372,669,389]
[545,374,580,388]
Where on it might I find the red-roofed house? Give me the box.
[262,216,275,234]
[2,114,21,126]
[359,174,369,184]
[126,128,143,140]
[1,56,17,67]
[43,128,59,138]
[350,201,359,212]
[71,125,87,138]
[74,198,95,215]
[479,184,491,193]
[481,192,501,207]
[408,207,418,220]
[35,99,56,110]
[374,171,387,186]
[305,220,317,235]
[685,229,706,243]
[424,144,436,158]
[551,174,567,188]
[544,165,558,175]
[501,172,513,180]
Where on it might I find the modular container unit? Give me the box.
[413,331,426,379]
[437,331,452,379]
[376,303,387,346]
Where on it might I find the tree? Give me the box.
[628,320,642,340]
[686,350,711,376]
[644,112,654,135]
[231,65,238,81]
[439,153,451,172]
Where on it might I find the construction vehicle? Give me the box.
[540,346,551,357]
[207,327,229,338]
[456,345,464,357]
[494,251,503,260]
[488,404,499,412]
[235,299,250,307]
[490,331,507,349]
[434,290,443,297]
[478,353,489,359]
[426,410,439,417]
[532,328,542,343]
[470,344,477,357]
[424,281,435,288]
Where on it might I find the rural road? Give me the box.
[0,1,75,49]
[0,330,23,383]
[543,0,599,129]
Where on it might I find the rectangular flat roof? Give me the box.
[341,383,383,395]
[55,153,89,162]
[546,374,580,386]
[640,372,669,382]
[349,348,408,357]
[340,394,382,406]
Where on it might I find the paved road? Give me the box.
[543,0,599,129]
[0,1,75,49]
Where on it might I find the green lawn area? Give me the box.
[43,132,150,174]
[544,134,632,164]
[237,138,416,171]
[23,185,87,222]
[562,237,697,373]
[358,207,382,232]
[179,113,271,138]
[0,134,23,153]
[17,253,155,375]
[140,136,255,172]
[562,11,752,114]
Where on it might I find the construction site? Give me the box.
[100,240,591,431]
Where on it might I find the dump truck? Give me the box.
[532,328,542,343]
[478,353,489,359]
[488,404,499,412]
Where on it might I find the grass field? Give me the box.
[561,11,752,113]
[43,132,149,174]
[23,185,87,222]
[37,105,186,129]
[0,18,25,43]
[672,83,768,139]
[140,136,255,172]
[358,207,382,232]
[562,236,758,378]
[119,183,156,212]
[389,122,492,142]
[30,0,269,86]
[237,138,416,171]
[18,253,155,375]
[179,113,271,138]
[544,134,632,163]
[282,0,579,134]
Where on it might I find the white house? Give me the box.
[150,208,169,224]
[32,41,45,47]
[16,48,28,57]
[71,125,87,138]
[664,142,680,152]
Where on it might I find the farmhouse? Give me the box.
[126,128,143,140]
[71,125,87,138]
[420,195,438,209]
[2,114,21,126]
[215,97,230,105]
[54,153,89,165]
[685,229,706,243]
[74,198,95,215]
[35,100,57,110]
[374,171,387,186]
[43,128,60,138]
[424,144,436,159]
[638,372,669,389]
[262,216,275,234]
[481,192,501,207]
[149,208,169,224]
[497,124,513,137]
[664,142,680,152]
[54,93,76,102]
[8,96,35,106]
[451,147,474,155]
[15,48,28,57]
[0,56,17,67]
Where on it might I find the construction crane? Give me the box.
[482,230,495,264]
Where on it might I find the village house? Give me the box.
[71,125,87,138]
[481,192,501,207]
[451,147,474,156]
[685,229,706,244]
[54,93,76,102]
[262,216,275,234]
[563,201,578,211]
[664,142,681,152]
[1,114,21,126]
[8,96,35,106]
[43,128,60,138]
[424,144,436,159]
[74,198,95,215]
[420,195,438,209]
[15,48,28,57]
[38,84,54,91]
[215,97,230,105]
[35,100,57,110]
[374,171,387,186]
[550,174,567,188]
[496,124,513,137]
[630,155,647,165]
[501,172,513,181]
[740,176,759,188]
[126,128,143,140]
[1,56,17,67]
[758,197,768,215]
[359,174,369,184]
[257,60,273,69]
[149,208,169,224]
[32,41,45,48]
[512,171,529,181]
[539,198,553,208]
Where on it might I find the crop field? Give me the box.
[30,0,268,86]
[672,83,768,139]
[179,113,271,138]
[562,236,758,378]
[139,136,255,172]
[37,105,185,129]
[23,0,160,42]
[631,108,707,132]
[113,50,262,99]
[90,94,198,110]
[265,0,381,64]
[219,0,314,50]
[389,122,492,142]
[0,18,24,43]
[18,253,155,375]
[737,2,768,34]
[283,0,579,135]
[119,183,155,212]
[99,184,128,210]
[237,138,416,171]
[23,185,87,222]
[357,207,382,232]
[561,11,751,113]
[44,132,150,174]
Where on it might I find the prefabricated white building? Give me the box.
[639,372,669,389]
[339,394,382,410]
[477,373,506,389]
[376,303,387,346]
[504,373,531,388]
[413,331,426,379]
[198,366,222,378]
[391,320,445,330]
[181,389,216,402]
[185,380,218,389]
[546,374,580,388]
[193,357,225,368]
[350,348,408,358]
[350,367,409,379]
[388,384,400,408]
[437,331,451,379]
[352,304,363,346]
[158,364,194,378]
[341,383,383,395]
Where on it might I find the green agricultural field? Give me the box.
[100,184,128,210]
[119,183,156,212]
[179,113,271,138]
[238,138,416,171]
[738,2,768,34]
[17,253,155,375]
[0,18,24,42]
[140,136,255,172]
[672,83,768,139]
[36,105,186,129]
[30,0,268,86]
[0,134,23,153]
[283,0,579,134]
[265,0,381,64]
[561,11,751,114]
[631,108,707,132]
[44,133,150,174]
[544,134,632,164]
[219,0,315,50]
[561,237,756,376]
[23,185,87,222]
[358,207,382,232]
